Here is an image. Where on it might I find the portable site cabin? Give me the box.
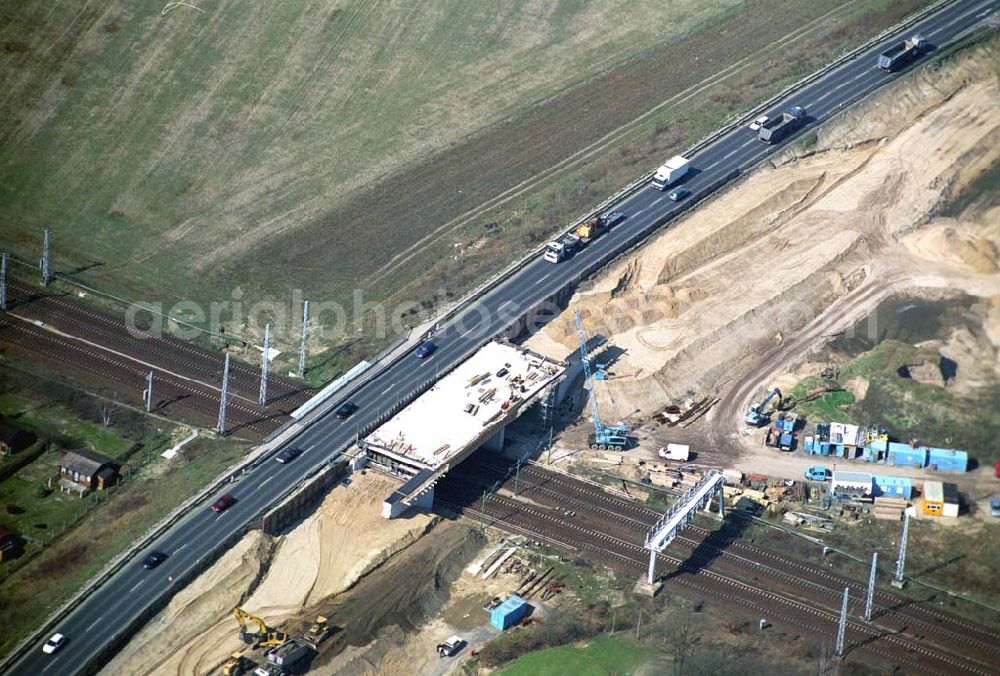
[922,480,944,516]
[871,475,913,500]
[490,595,529,630]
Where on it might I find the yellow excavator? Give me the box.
[233,607,287,648]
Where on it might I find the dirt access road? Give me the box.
[527,35,1000,475]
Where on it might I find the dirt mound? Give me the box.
[102,472,438,675]
[102,530,274,676]
[526,37,1000,418]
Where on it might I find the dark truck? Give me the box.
[758,105,807,144]
[877,34,926,71]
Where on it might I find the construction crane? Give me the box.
[233,608,287,648]
[745,387,781,426]
[574,312,628,450]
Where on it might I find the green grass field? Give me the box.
[0,0,739,324]
[0,0,933,367]
[498,633,661,676]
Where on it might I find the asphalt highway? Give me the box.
[9,1,995,673]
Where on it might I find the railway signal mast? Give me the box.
[835,586,849,657]
[298,300,309,379]
[216,353,231,435]
[143,370,154,414]
[892,511,910,588]
[41,228,51,287]
[864,551,877,622]
[1,252,7,311]
[259,323,270,406]
[574,312,627,451]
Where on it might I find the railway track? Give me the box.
[442,457,999,672]
[436,487,986,675]
[7,282,312,406]
[0,317,281,436]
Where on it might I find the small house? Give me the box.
[58,450,119,497]
[871,475,912,500]
[489,595,529,630]
[0,422,37,457]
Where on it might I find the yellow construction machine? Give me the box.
[221,651,256,676]
[233,607,287,648]
[302,616,332,649]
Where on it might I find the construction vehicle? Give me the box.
[651,155,690,190]
[758,106,806,144]
[222,651,257,676]
[877,34,926,71]
[575,312,629,450]
[745,387,781,426]
[543,233,582,263]
[233,608,287,648]
[302,616,332,649]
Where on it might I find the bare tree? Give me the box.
[100,395,117,428]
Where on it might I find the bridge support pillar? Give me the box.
[647,549,656,585]
[483,426,505,453]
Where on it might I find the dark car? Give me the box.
[415,341,437,359]
[602,210,626,228]
[668,187,691,202]
[142,550,168,569]
[334,401,359,420]
[211,494,236,513]
[275,447,303,464]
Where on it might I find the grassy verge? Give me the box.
[0,434,244,658]
[498,633,661,676]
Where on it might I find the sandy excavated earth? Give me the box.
[526,38,1000,420]
[102,472,435,676]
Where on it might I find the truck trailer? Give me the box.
[651,155,690,190]
[758,105,807,144]
[543,233,582,263]
[877,35,926,71]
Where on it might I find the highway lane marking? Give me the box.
[498,300,514,313]
[702,161,717,172]
[536,273,550,285]
[42,660,58,673]
[86,616,104,632]
[380,383,396,395]
[632,209,645,216]
[129,579,144,592]
[259,476,274,488]
[174,543,189,554]
[651,197,663,205]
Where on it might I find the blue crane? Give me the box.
[745,387,782,426]
[574,312,629,450]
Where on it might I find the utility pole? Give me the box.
[297,299,309,379]
[893,511,910,587]
[864,551,878,622]
[259,323,270,406]
[479,490,487,532]
[514,456,522,497]
[216,353,230,435]
[41,229,51,286]
[0,252,7,311]
[143,370,154,413]
[835,586,849,657]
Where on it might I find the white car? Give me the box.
[748,115,769,131]
[42,633,66,654]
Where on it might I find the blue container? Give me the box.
[490,595,529,630]
[819,443,830,456]
[872,475,912,499]
[924,447,968,472]
[888,443,926,468]
[804,437,815,452]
